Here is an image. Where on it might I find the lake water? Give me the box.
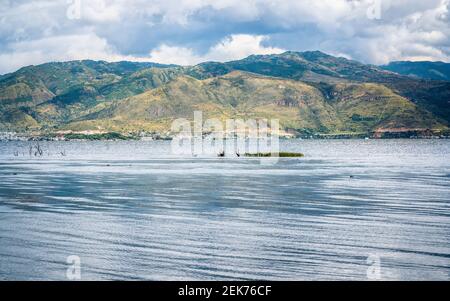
[0,139,449,280]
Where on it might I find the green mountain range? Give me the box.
[381,61,450,81]
[1,51,449,138]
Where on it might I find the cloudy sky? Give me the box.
[0,0,449,74]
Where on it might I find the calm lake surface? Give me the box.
[0,139,449,280]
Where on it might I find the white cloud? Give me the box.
[0,0,449,73]
[208,35,285,62]
[79,0,122,23]
[148,34,285,65]
[0,33,149,73]
[147,45,203,66]
[0,32,283,73]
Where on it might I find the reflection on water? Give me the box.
[0,140,449,280]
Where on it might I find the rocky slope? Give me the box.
[0,52,449,137]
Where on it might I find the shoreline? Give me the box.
[0,135,449,142]
[1,126,450,142]
[1,128,450,142]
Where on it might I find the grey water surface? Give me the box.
[0,139,449,280]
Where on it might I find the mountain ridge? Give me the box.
[381,61,450,81]
[1,51,449,138]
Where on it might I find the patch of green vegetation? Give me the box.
[245,152,304,157]
[63,132,134,141]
